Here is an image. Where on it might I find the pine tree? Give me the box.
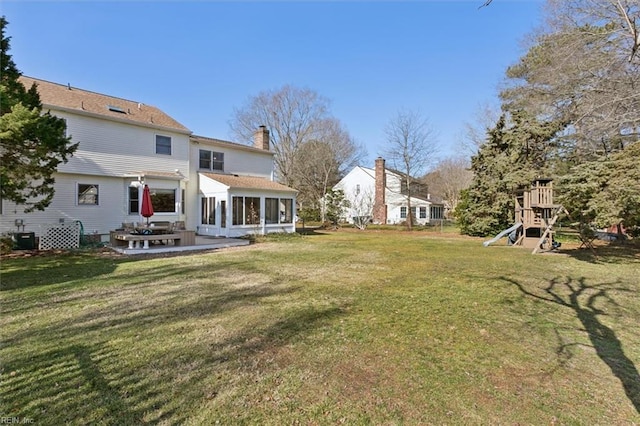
[455,112,563,236]
[456,115,514,236]
[0,17,77,212]
[559,141,640,238]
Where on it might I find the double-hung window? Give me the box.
[199,150,211,169]
[156,135,172,155]
[212,152,224,171]
[129,187,139,213]
[199,150,224,171]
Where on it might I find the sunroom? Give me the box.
[197,173,297,237]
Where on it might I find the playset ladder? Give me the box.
[531,205,567,254]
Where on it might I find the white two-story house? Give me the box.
[0,77,297,240]
[334,157,444,226]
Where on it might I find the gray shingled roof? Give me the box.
[20,76,191,134]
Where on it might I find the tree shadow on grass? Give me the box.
[2,258,290,344]
[2,272,349,424]
[0,251,131,291]
[1,248,270,292]
[0,248,204,292]
[561,242,640,265]
[296,227,330,236]
[1,342,165,425]
[501,275,640,413]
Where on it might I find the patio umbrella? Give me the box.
[141,184,154,225]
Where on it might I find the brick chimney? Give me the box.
[372,157,387,224]
[253,125,270,151]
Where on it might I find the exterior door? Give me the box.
[199,196,219,236]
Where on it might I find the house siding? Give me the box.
[60,112,189,177]
[334,167,376,222]
[190,138,273,178]
[0,173,187,237]
[1,174,127,237]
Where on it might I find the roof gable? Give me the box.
[19,76,190,134]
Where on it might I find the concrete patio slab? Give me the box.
[109,235,250,255]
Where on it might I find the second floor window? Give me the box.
[199,150,224,171]
[156,135,172,155]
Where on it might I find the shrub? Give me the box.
[0,234,14,255]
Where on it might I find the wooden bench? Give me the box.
[114,233,182,249]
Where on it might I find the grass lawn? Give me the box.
[2,230,639,424]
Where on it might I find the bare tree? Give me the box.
[422,156,473,218]
[500,0,640,159]
[382,109,439,230]
[347,187,374,230]
[545,0,640,62]
[481,0,639,61]
[229,85,330,188]
[294,118,365,218]
[457,102,501,156]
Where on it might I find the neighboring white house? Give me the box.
[334,158,444,226]
[0,77,297,240]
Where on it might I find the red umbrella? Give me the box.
[141,184,154,225]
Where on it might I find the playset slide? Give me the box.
[483,223,522,247]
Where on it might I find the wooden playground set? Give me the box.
[484,178,568,254]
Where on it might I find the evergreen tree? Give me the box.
[560,141,640,237]
[456,112,563,236]
[0,17,77,213]
[456,116,514,236]
[324,189,349,228]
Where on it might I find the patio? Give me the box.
[109,235,250,255]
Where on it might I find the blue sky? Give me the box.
[2,1,543,167]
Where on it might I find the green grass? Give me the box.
[2,231,639,424]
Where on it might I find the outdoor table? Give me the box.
[134,225,169,234]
